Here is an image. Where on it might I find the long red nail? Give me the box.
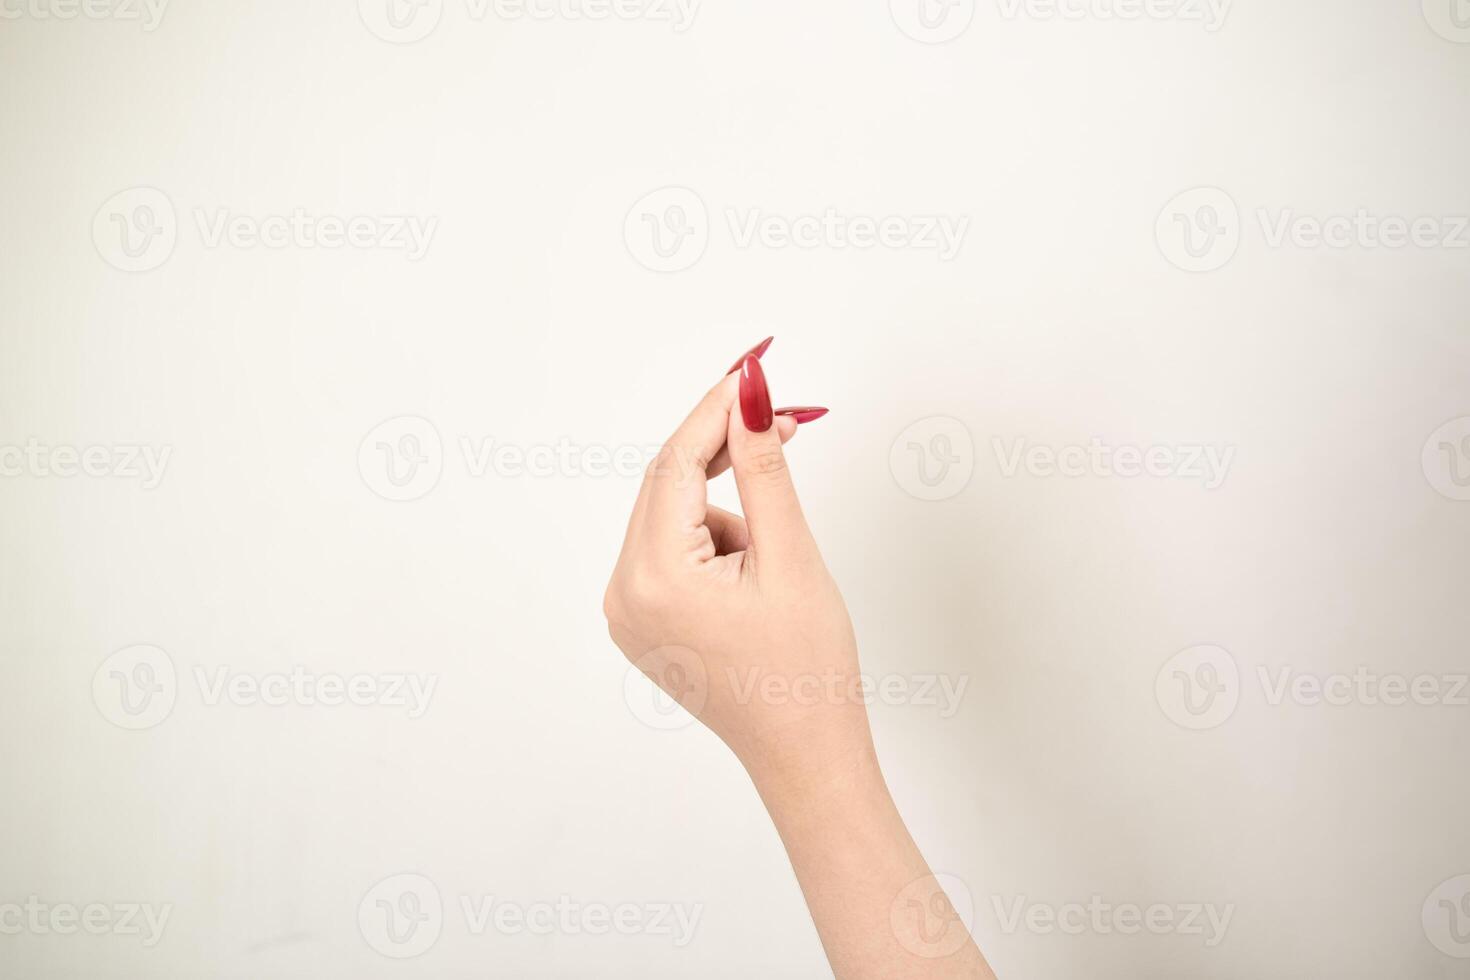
[775,407,829,424]
[739,354,774,432]
[727,336,773,375]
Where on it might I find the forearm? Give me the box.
[746,733,996,980]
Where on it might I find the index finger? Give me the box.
[640,372,741,551]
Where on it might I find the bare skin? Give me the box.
[604,368,996,979]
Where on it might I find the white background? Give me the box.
[2,1,1469,977]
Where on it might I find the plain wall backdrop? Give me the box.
[2,1,1469,977]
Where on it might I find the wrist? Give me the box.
[739,713,886,817]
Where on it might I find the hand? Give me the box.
[602,347,863,783]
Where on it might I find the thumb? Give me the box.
[727,355,817,566]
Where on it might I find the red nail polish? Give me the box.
[775,407,829,424]
[739,354,774,433]
[727,336,773,375]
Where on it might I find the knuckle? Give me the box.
[606,557,682,623]
[744,447,789,480]
[624,567,669,613]
[685,447,712,474]
[601,584,622,622]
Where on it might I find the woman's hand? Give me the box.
[603,341,996,980]
[603,349,865,783]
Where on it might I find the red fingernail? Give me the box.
[775,407,829,424]
[739,354,774,433]
[726,336,773,375]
